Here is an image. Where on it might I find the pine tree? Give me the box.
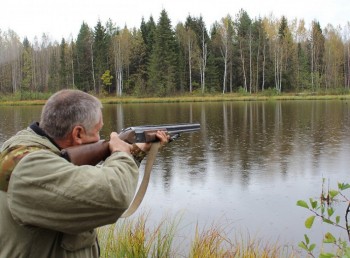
[148,9,179,96]
[207,23,222,92]
[75,22,94,92]
[310,20,325,89]
[277,16,296,91]
[48,46,59,91]
[21,37,33,92]
[94,19,108,93]
[59,38,68,87]
[236,9,252,92]
[128,29,147,95]
[140,16,156,84]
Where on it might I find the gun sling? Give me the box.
[121,142,160,218]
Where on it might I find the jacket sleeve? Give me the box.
[7,150,139,234]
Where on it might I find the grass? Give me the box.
[97,213,179,258]
[1,91,350,106]
[97,213,301,258]
[99,92,350,105]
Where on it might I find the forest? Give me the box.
[0,8,350,97]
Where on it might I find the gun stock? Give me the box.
[61,123,200,166]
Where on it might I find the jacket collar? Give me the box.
[29,122,62,150]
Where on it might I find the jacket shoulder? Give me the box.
[0,145,51,192]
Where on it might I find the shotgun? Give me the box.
[61,123,200,166]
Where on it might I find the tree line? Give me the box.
[1,9,350,96]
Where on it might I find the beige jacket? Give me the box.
[0,127,139,258]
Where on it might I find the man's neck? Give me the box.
[29,122,62,150]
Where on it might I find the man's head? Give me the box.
[40,89,103,148]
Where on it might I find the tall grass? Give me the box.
[97,213,301,258]
[98,213,179,257]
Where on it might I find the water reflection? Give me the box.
[1,101,350,249]
[0,105,42,143]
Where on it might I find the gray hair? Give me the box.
[40,89,103,139]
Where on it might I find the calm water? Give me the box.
[1,100,350,252]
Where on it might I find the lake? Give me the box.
[1,100,350,254]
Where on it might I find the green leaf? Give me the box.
[311,199,318,209]
[309,243,316,252]
[323,232,336,243]
[298,241,308,251]
[338,182,350,191]
[336,215,340,224]
[329,190,339,198]
[305,216,316,229]
[319,253,336,258]
[322,218,334,225]
[344,246,350,256]
[304,234,310,244]
[297,200,309,209]
[327,207,334,217]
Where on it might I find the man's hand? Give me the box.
[136,130,170,152]
[109,130,169,154]
[109,132,132,154]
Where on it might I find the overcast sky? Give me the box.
[1,0,349,41]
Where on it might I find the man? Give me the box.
[0,89,168,258]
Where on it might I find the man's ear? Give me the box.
[71,125,85,145]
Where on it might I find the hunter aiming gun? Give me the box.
[61,123,200,166]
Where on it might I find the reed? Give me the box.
[97,213,301,258]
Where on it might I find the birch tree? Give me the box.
[199,18,208,94]
[176,21,199,93]
[112,26,131,96]
[324,24,343,89]
[215,15,233,94]
[184,16,208,93]
[275,17,287,92]
[8,31,21,92]
[39,33,52,92]
[343,22,350,89]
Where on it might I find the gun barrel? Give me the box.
[136,123,200,133]
[120,123,200,143]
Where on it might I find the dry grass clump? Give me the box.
[98,213,178,258]
[97,213,301,258]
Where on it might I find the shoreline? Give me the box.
[1,93,350,106]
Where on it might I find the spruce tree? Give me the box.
[76,22,94,92]
[21,37,33,92]
[148,9,179,96]
[140,16,156,84]
[94,20,108,93]
[59,38,68,87]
